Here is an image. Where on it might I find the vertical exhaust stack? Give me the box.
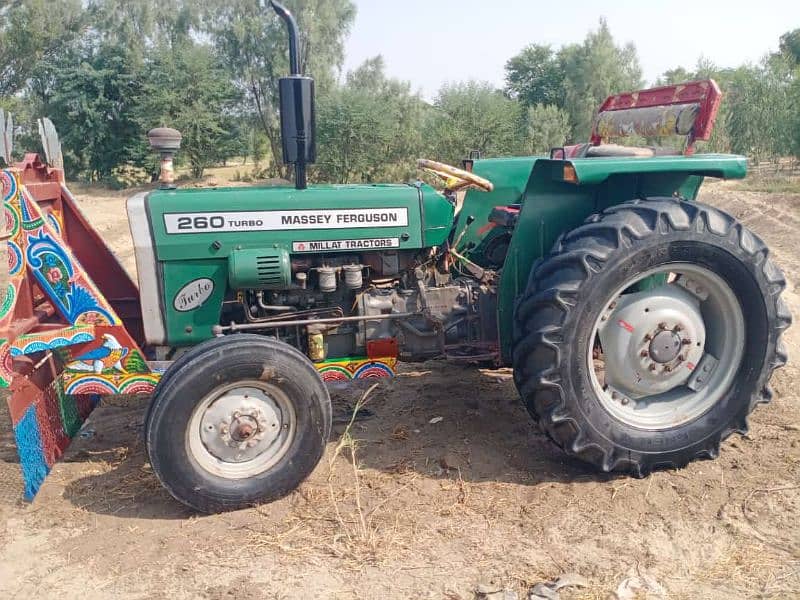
[269,0,316,190]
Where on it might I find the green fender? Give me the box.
[454,153,748,363]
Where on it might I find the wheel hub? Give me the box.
[649,330,681,363]
[230,415,259,441]
[598,284,706,399]
[198,387,284,464]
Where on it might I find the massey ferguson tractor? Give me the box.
[0,1,790,513]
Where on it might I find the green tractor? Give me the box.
[128,2,788,512]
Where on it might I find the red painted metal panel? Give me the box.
[13,157,146,347]
[590,79,722,155]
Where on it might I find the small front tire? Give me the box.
[146,335,331,513]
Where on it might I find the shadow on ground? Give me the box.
[53,361,614,519]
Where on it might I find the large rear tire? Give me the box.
[512,197,790,476]
[146,335,331,513]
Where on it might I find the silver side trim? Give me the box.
[127,192,166,345]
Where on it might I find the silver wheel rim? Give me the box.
[588,263,745,430]
[187,381,296,479]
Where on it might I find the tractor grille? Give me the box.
[256,255,286,287]
[228,247,291,290]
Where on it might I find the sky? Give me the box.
[341,0,800,99]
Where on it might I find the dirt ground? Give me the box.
[1,179,799,599]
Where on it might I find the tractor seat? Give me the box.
[585,144,655,158]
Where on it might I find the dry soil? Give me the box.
[0,179,798,599]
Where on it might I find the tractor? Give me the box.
[0,1,789,513]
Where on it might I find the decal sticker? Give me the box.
[292,238,400,252]
[164,208,409,234]
[316,356,397,381]
[173,278,214,312]
[618,319,635,333]
[65,333,129,374]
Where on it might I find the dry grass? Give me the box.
[242,383,423,569]
[731,175,800,194]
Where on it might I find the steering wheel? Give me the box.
[417,159,494,192]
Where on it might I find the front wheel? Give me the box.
[146,335,332,513]
[513,197,790,476]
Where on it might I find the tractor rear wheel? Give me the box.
[146,335,331,513]
[512,197,790,476]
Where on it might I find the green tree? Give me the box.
[505,44,564,107]
[525,104,570,154]
[558,19,643,140]
[45,43,143,179]
[88,0,201,58]
[206,0,356,179]
[316,56,424,183]
[657,66,692,86]
[316,88,391,183]
[425,81,524,165]
[724,57,795,162]
[0,0,86,97]
[137,42,243,178]
[780,28,800,65]
[790,77,800,159]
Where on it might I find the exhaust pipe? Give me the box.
[268,0,316,190]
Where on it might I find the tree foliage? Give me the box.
[505,45,564,107]
[1,2,799,184]
[504,19,642,142]
[780,28,800,65]
[426,82,524,165]
[316,56,424,183]
[558,19,643,140]
[0,0,86,97]
[137,43,243,178]
[525,104,570,154]
[45,43,143,179]
[205,0,356,178]
[657,54,800,161]
[725,57,796,161]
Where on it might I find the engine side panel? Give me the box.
[135,182,455,347]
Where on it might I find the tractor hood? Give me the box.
[143,182,453,261]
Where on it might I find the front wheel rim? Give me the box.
[587,263,746,430]
[187,381,297,479]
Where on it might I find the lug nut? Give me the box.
[649,364,657,371]
[658,322,667,330]
[678,355,685,362]
[640,350,649,358]
[621,397,630,406]
[644,333,653,342]
[609,301,617,309]
[611,392,619,400]
[682,339,692,346]
[664,365,673,373]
